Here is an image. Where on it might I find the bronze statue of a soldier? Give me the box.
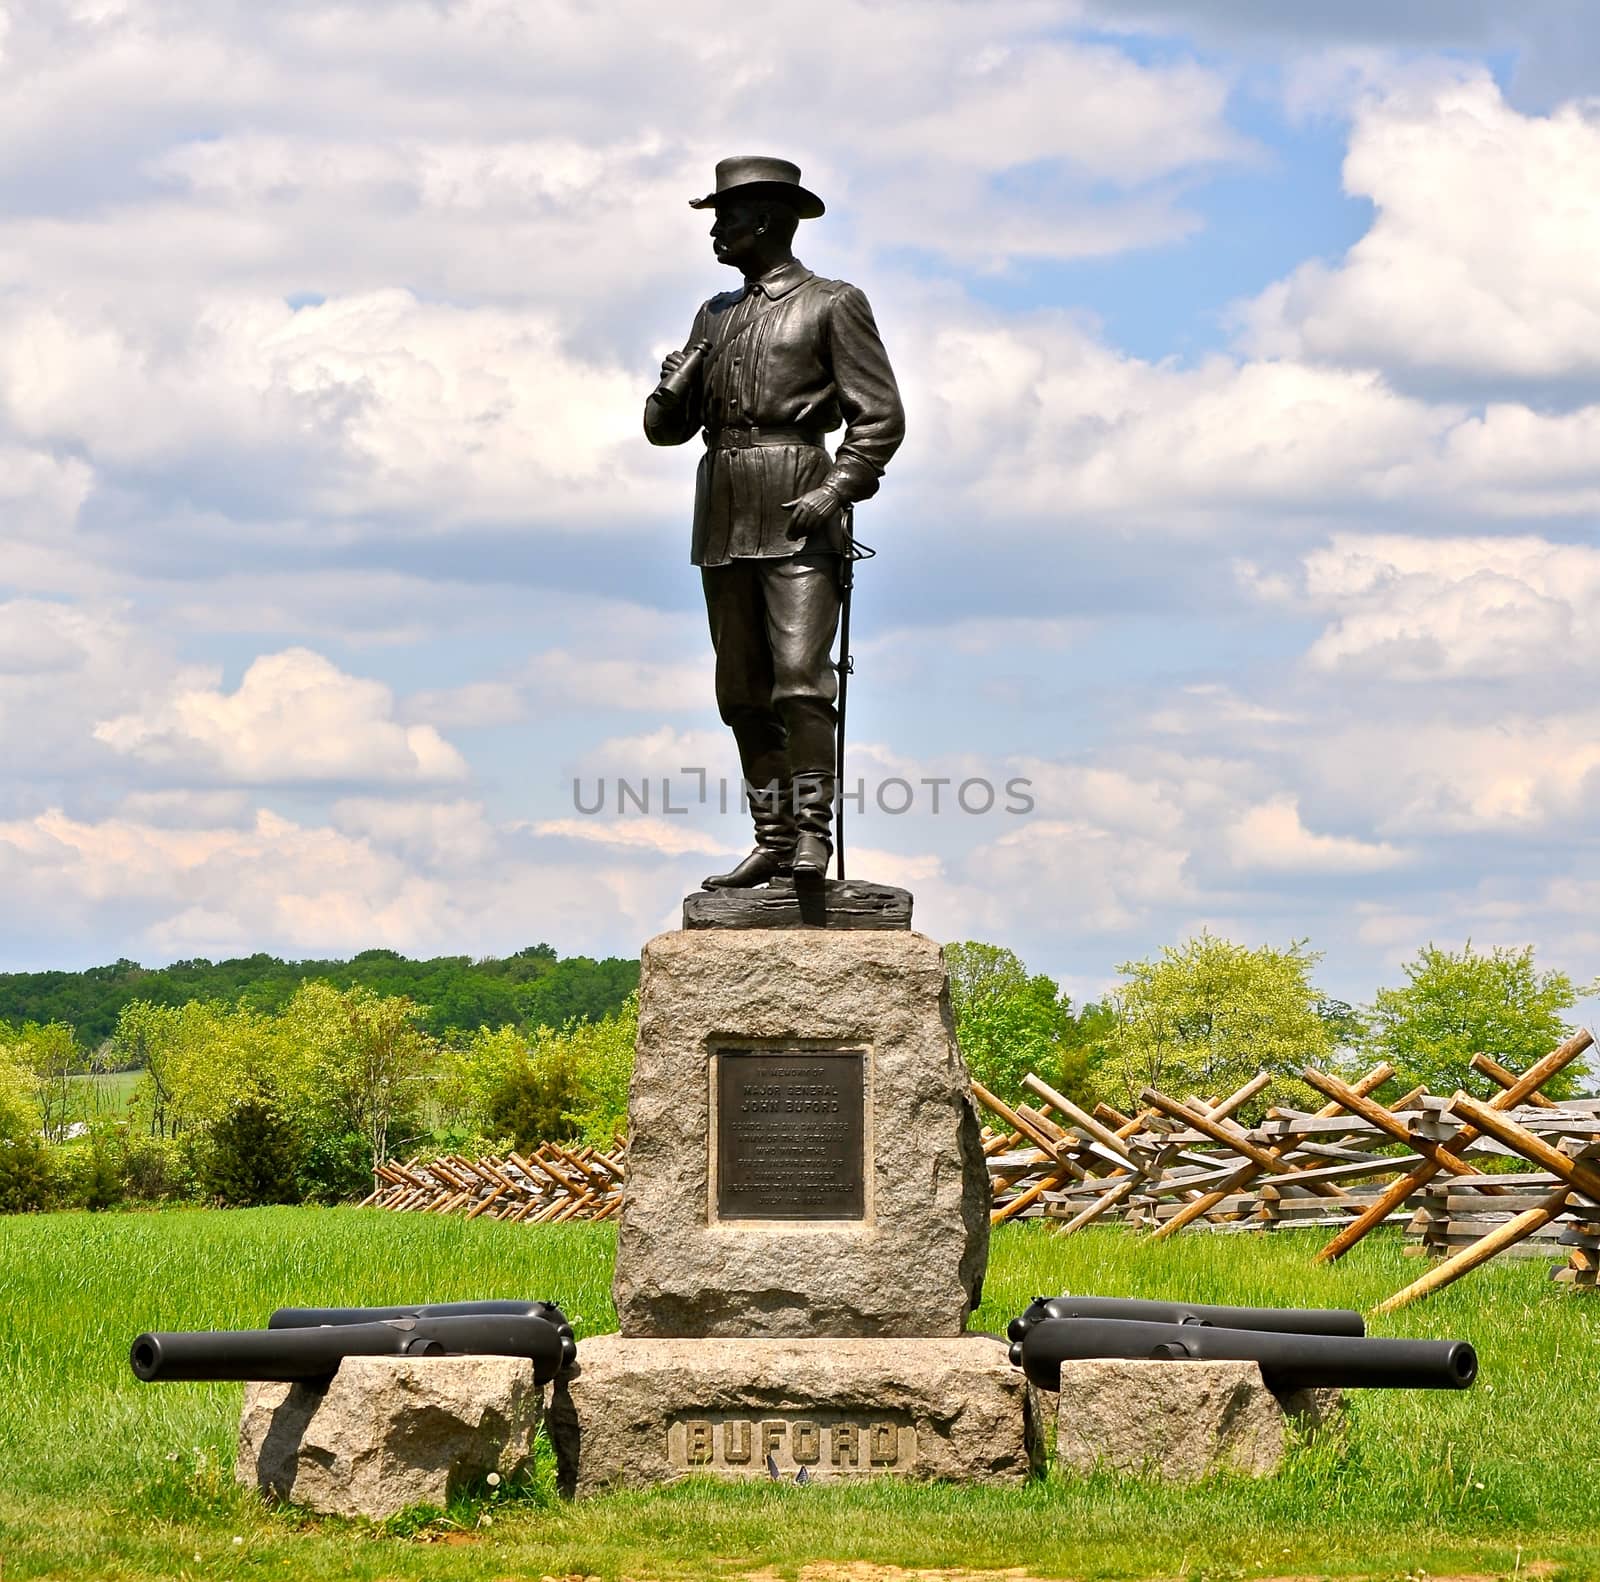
[645,156,905,889]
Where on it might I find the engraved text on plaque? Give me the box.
[716,1048,866,1220]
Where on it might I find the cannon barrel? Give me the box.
[130,1313,571,1386]
[270,1298,565,1327]
[1011,1316,1477,1394]
[1007,1294,1365,1345]
[267,1300,575,1369]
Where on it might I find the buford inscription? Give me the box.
[715,1048,866,1221]
[666,1412,916,1474]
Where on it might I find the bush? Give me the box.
[297,1129,373,1204]
[120,1134,198,1202]
[0,1136,56,1213]
[63,1133,125,1211]
[203,1099,304,1207]
[487,1052,580,1151]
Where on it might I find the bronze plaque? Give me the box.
[716,1049,866,1220]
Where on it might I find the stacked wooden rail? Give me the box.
[975,1028,1600,1307]
[363,1139,626,1223]
[359,1033,1597,1309]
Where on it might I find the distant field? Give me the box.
[0,1210,1596,1581]
[67,1068,142,1120]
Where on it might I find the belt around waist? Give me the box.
[707,425,826,450]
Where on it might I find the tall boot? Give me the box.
[782,699,836,880]
[702,743,796,890]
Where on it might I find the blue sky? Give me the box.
[3,1,1600,1025]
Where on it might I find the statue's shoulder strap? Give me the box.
[703,275,825,379]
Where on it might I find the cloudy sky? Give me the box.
[4,1,1600,1016]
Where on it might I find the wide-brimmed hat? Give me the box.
[688,156,825,219]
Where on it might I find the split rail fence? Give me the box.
[362,1139,625,1223]
[974,1027,1600,1309]
[362,1030,1599,1310]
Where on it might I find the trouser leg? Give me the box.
[703,561,796,862]
[760,555,842,848]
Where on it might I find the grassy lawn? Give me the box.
[1,1208,1597,1580]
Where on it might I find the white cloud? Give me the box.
[1146,684,1297,735]
[1299,713,1600,836]
[531,817,726,858]
[521,651,715,714]
[1224,795,1409,873]
[93,648,468,786]
[0,291,647,528]
[0,3,1246,328]
[1283,533,1599,679]
[1238,73,1600,381]
[0,598,188,777]
[886,290,1600,534]
[402,681,528,730]
[330,798,498,868]
[115,790,254,828]
[939,816,1196,938]
[0,802,696,962]
[892,305,1456,527]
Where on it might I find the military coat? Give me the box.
[643,258,905,566]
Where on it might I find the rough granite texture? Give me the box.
[613,928,990,1338]
[1047,1360,1344,1481]
[236,1355,542,1518]
[550,1334,1037,1495]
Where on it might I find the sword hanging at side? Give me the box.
[835,510,874,883]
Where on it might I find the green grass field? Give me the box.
[1,1208,1596,1581]
[63,1067,142,1120]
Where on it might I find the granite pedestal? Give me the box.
[551,1334,1036,1495]
[613,925,990,1339]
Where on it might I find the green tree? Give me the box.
[431,998,638,1151]
[487,1049,581,1151]
[2,1022,82,1143]
[273,984,437,1169]
[0,944,638,1045]
[118,1000,267,1138]
[434,1024,530,1138]
[560,996,638,1147]
[1099,932,1333,1112]
[0,1037,42,1142]
[943,943,1092,1104]
[1358,942,1592,1099]
[109,1000,177,1135]
[203,1099,303,1207]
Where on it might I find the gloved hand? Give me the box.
[782,484,845,539]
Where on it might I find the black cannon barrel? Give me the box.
[267,1300,575,1368]
[1012,1316,1477,1394]
[269,1298,566,1328]
[1007,1293,1366,1345]
[130,1313,571,1386]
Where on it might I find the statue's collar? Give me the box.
[746,259,814,300]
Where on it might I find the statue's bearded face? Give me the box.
[709,198,767,269]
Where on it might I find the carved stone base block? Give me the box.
[237,1356,543,1519]
[614,928,990,1338]
[683,878,913,930]
[1048,1360,1343,1482]
[551,1334,1037,1496]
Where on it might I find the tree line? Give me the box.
[0,982,636,1212]
[0,933,1590,1214]
[948,934,1593,1115]
[0,944,639,1047]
